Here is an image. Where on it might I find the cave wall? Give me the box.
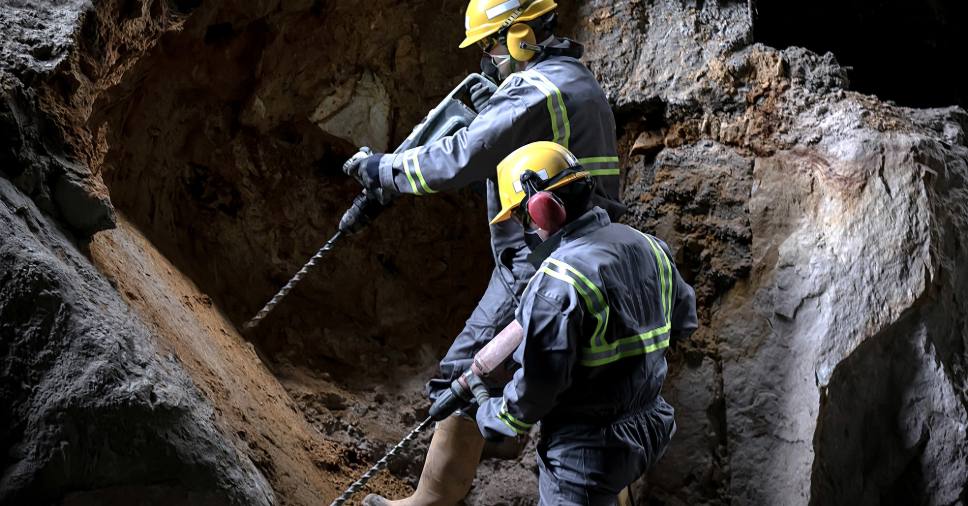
[570,1,968,504]
[3,0,968,505]
[0,178,274,504]
[89,0,492,372]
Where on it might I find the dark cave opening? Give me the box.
[755,0,968,109]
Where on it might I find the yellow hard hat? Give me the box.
[459,0,558,49]
[490,141,588,225]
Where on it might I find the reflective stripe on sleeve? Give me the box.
[498,400,533,434]
[578,156,620,177]
[402,149,437,195]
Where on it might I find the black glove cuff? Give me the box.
[362,155,384,191]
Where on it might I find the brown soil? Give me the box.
[90,215,415,505]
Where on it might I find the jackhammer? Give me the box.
[242,73,497,330]
[328,319,524,505]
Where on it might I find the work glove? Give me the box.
[342,147,390,204]
[343,147,378,187]
[469,81,495,113]
[475,399,514,443]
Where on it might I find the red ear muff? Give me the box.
[526,191,566,233]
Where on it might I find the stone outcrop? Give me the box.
[2,0,967,505]
[0,177,273,504]
[573,1,968,504]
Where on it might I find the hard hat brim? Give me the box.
[458,2,557,49]
[488,171,590,225]
[459,35,483,49]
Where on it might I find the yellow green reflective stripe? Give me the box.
[405,151,436,195]
[540,259,610,348]
[531,72,571,150]
[499,402,532,434]
[520,73,560,146]
[579,156,620,177]
[641,233,672,322]
[579,322,671,366]
[499,415,523,434]
[580,337,670,367]
[579,156,620,165]
[545,258,606,311]
[520,71,570,149]
[539,267,607,347]
[402,155,420,194]
[586,168,620,176]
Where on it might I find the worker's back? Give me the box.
[529,207,698,426]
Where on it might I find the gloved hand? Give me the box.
[469,81,495,113]
[343,147,380,187]
[476,407,511,443]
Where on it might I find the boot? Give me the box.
[363,415,485,506]
[618,487,631,506]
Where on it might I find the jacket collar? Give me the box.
[527,37,584,69]
[527,207,611,266]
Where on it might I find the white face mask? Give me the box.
[495,56,520,81]
[485,45,520,82]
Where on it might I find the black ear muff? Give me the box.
[526,191,567,233]
[507,23,538,61]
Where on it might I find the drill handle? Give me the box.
[471,320,524,378]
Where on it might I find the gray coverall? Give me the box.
[374,38,625,403]
[476,207,699,505]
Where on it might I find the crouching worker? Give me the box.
[476,141,698,505]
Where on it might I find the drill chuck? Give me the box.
[428,375,473,421]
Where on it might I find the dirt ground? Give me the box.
[90,215,426,505]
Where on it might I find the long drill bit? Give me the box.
[329,416,434,506]
[243,230,343,330]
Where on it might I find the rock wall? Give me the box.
[0,177,274,504]
[88,0,491,370]
[2,0,968,505]
[571,1,968,504]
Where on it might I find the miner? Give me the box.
[343,1,627,504]
[475,142,697,504]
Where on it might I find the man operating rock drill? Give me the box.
[474,142,698,504]
[344,2,626,504]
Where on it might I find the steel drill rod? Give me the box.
[243,230,344,330]
[329,416,434,506]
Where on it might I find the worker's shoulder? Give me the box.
[569,223,661,268]
[501,57,592,92]
[597,221,656,243]
[539,240,603,282]
[606,224,677,265]
[530,56,596,86]
[531,54,588,72]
